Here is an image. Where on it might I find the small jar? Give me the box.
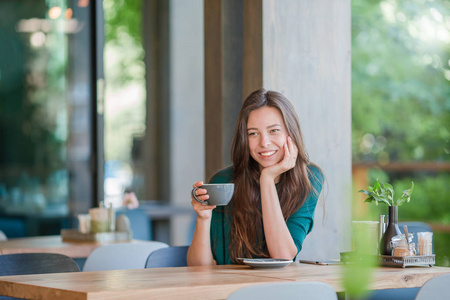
[392,242,416,257]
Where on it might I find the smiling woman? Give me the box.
[247,106,292,173]
[187,88,325,266]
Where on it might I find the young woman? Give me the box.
[187,88,324,266]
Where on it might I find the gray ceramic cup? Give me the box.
[191,183,234,206]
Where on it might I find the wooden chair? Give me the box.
[226,282,338,300]
[415,273,450,300]
[82,241,168,272]
[0,253,80,276]
[145,245,189,268]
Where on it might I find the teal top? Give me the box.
[209,165,324,265]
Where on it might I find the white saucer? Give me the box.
[241,258,293,269]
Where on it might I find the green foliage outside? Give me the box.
[103,0,146,164]
[103,0,144,87]
[352,0,450,163]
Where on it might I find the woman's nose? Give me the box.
[260,134,271,147]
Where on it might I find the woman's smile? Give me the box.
[247,106,288,168]
[259,150,277,157]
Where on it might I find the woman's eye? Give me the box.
[248,132,258,136]
[270,129,280,133]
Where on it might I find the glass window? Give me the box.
[103,0,146,207]
[352,0,450,266]
[0,0,98,237]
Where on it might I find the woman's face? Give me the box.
[246,106,288,169]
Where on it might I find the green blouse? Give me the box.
[209,164,324,265]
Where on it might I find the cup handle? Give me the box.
[192,187,208,204]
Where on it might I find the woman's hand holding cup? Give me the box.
[191,181,216,219]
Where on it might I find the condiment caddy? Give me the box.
[61,202,132,242]
[341,228,436,268]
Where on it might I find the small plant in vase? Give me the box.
[359,179,414,255]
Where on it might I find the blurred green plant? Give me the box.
[342,253,377,298]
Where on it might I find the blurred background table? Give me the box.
[0,235,145,259]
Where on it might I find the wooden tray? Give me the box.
[61,229,132,242]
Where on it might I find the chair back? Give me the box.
[0,253,80,300]
[226,281,337,300]
[0,253,80,276]
[82,241,168,272]
[0,230,7,241]
[0,218,26,238]
[145,246,189,268]
[415,273,450,300]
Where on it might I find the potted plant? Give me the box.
[359,179,414,255]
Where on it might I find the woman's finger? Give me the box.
[193,181,204,188]
[194,194,209,201]
[284,143,293,166]
[282,138,295,169]
[288,137,298,160]
[283,142,290,159]
[194,188,208,196]
[288,137,297,154]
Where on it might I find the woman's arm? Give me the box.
[187,218,217,266]
[187,181,217,266]
[260,176,298,259]
[259,137,299,259]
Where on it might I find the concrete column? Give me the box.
[260,0,352,259]
[168,0,205,245]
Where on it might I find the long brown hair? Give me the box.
[229,88,318,263]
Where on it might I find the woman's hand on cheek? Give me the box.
[261,137,298,182]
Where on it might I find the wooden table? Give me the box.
[0,263,449,299]
[0,235,144,258]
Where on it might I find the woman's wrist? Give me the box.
[196,215,212,223]
[260,171,277,185]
